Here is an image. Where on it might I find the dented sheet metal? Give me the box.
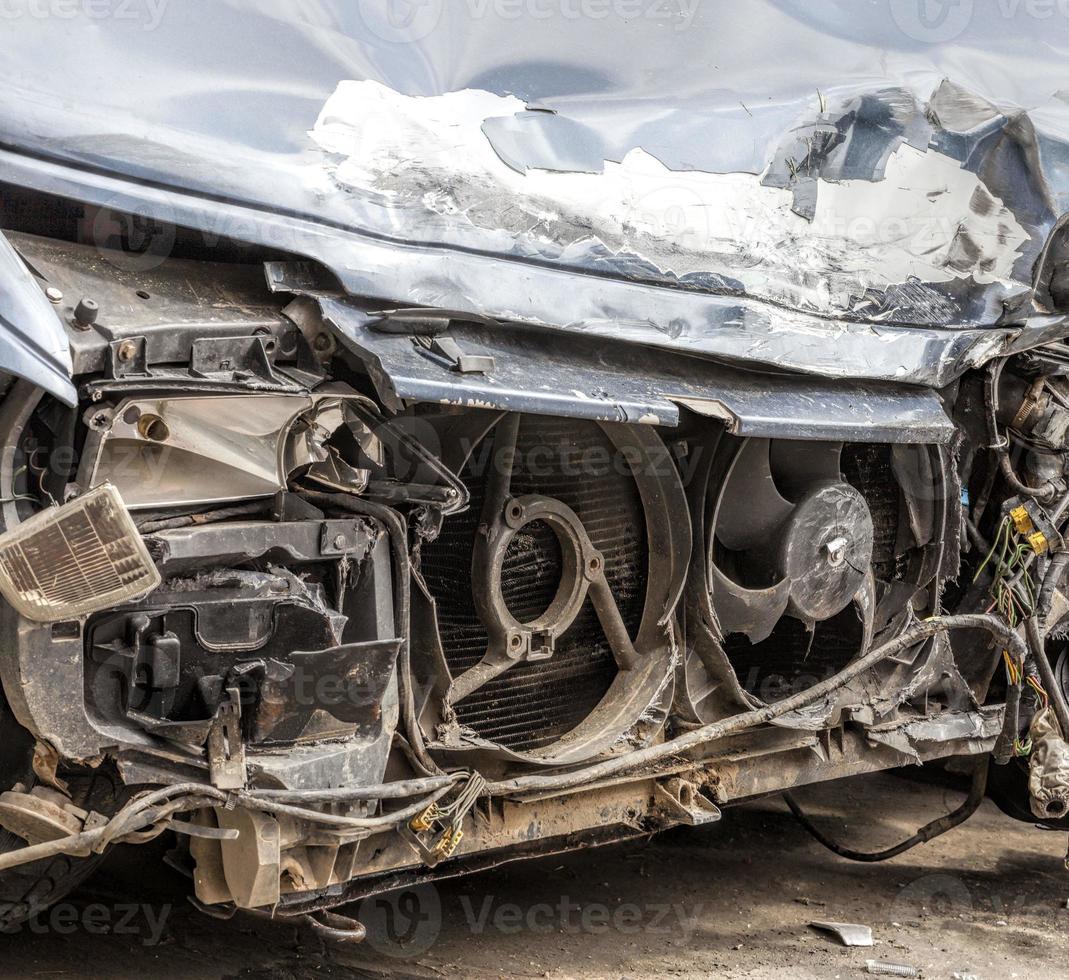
[321,297,956,442]
[310,80,1029,322]
[2,3,1069,384]
[867,707,1005,762]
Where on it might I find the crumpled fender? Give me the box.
[0,230,75,405]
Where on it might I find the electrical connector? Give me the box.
[433,826,464,858]
[1011,504,1034,535]
[409,803,443,834]
[1028,530,1050,555]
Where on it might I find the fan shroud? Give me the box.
[419,412,690,765]
[682,434,953,721]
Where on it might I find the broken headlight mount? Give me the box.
[77,388,467,516]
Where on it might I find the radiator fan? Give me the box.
[418,412,689,765]
[683,435,947,718]
[708,438,874,643]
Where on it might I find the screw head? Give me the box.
[116,340,138,363]
[45,287,63,304]
[507,633,525,658]
[333,534,347,551]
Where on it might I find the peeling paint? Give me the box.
[312,80,1029,320]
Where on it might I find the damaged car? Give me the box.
[0,0,1067,936]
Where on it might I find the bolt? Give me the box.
[313,333,332,352]
[824,536,848,567]
[116,340,138,363]
[45,287,63,304]
[333,534,347,551]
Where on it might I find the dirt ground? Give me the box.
[2,769,1067,979]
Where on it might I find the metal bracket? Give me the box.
[107,336,148,378]
[265,260,341,297]
[190,335,284,385]
[416,335,495,374]
[207,686,247,790]
[653,778,722,826]
[319,520,373,556]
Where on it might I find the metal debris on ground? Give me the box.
[864,962,920,978]
[808,920,874,947]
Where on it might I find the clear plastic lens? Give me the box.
[0,484,160,622]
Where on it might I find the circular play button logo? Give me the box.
[889,0,974,43]
[359,884,442,958]
[358,0,444,44]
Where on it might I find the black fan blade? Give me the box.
[709,564,791,643]
[714,438,794,552]
[684,656,720,715]
[769,440,843,499]
[853,571,876,653]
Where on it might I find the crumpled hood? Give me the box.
[2,1,1069,385]
[309,76,1033,326]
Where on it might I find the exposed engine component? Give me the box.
[704,438,876,642]
[0,174,1064,933]
[85,567,396,745]
[84,391,467,513]
[419,413,689,763]
[683,433,953,719]
[994,346,1069,456]
[1028,706,1069,821]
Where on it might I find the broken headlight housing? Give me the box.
[0,483,160,622]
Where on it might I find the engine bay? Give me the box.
[0,216,1064,929]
